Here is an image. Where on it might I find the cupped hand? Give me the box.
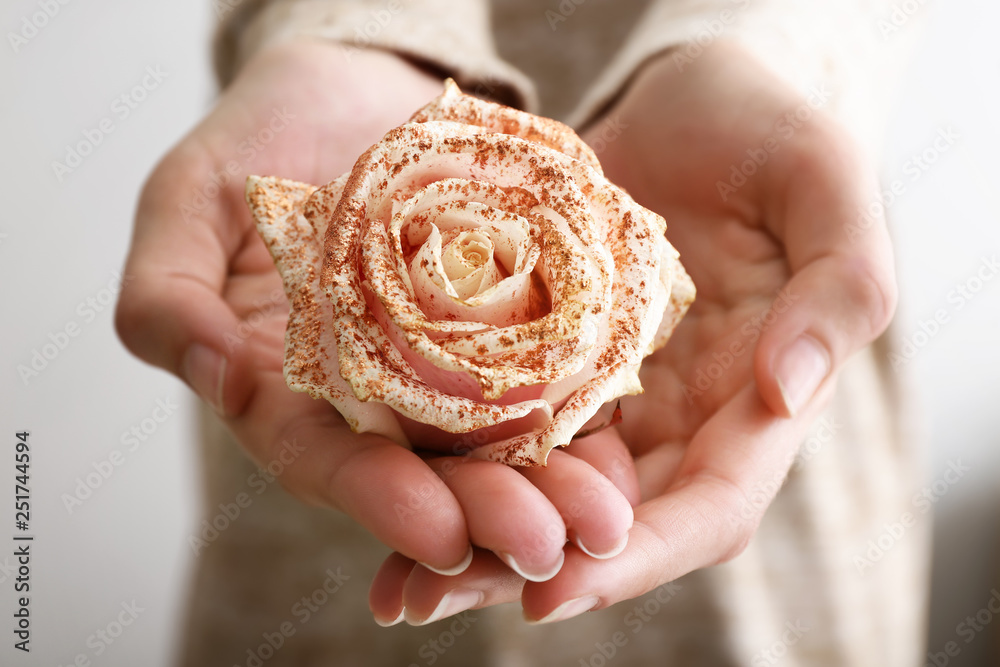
[115,41,636,593]
[369,41,897,624]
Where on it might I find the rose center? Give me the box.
[437,230,506,301]
[442,230,494,281]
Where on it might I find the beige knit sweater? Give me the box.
[178,2,929,665]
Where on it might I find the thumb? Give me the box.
[115,148,254,416]
[754,125,898,417]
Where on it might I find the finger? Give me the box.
[426,457,567,582]
[756,122,897,417]
[517,449,633,560]
[521,384,826,622]
[561,427,641,506]
[229,377,473,575]
[634,441,686,501]
[116,148,255,416]
[369,553,415,626]
[369,549,523,626]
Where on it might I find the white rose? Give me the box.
[247,80,694,466]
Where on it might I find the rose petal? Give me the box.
[245,174,408,444]
[408,225,539,328]
[472,161,695,465]
[249,79,696,467]
[335,124,611,400]
[393,189,541,327]
[440,228,499,297]
[653,250,697,351]
[299,177,557,434]
[388,179,538,304]
[410,78,603,172]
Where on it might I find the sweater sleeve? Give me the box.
[212,0,538,111]
[567,0,923,152]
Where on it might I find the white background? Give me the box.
[1,0,998,665]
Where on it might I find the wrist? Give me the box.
[236,38,444,105]
[214,39,445,165]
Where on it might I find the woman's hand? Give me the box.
[369,40,896,624]
[116,41,637,599]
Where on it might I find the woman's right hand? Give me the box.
[116,41,638,623]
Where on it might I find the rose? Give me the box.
[246,80,694,466]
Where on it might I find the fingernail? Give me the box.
[420,545,474,577]
[182,343,226,414]
[499,550,565,583]
[575,533,629,560]
[374,608,405,627]
[526,595,600,624]
[406,589,482,626]
[775,335,829,417]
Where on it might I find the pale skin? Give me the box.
[116,41,637,602]
[116,39,896,626]
[367,43,896,623]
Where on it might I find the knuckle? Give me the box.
[113,286,154,360]
[716,525,755,564]
[323,445,373,512]
[799,113,861,171]
[846,255,898,338]
[249,417,318,507]
[274,471,315,507]
[696,472,763,564]
[139,150,189,210]
[789,117,899,340]
[787,114,850,174]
